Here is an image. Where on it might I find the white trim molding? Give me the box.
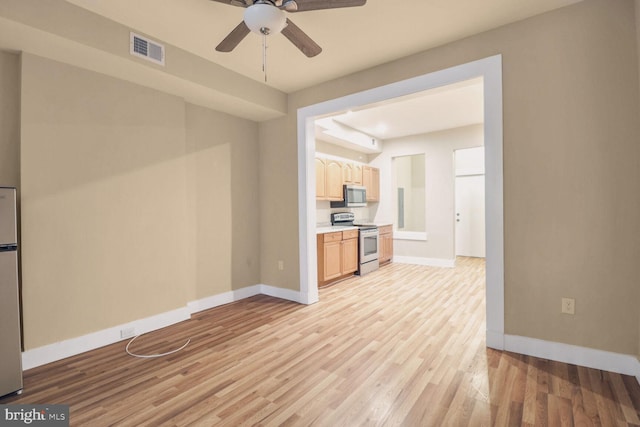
[486,329,505,350]
[260,284,303,303]
[23,285,302,370]
[505,334,640,384]
[22,307,191,370]
[187,285,262,314]
[393,256,455,268]
[394,231,428,241]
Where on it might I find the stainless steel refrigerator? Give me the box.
[0,187,23,397]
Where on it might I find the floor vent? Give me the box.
[130,32,165,66]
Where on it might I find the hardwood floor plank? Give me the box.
[535,391,549,427]
[608,371,640,424]
[522,362,539,424]
[2,258,639,426]
[440,372,476,426]
[548,394,574,426]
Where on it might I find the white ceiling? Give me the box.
[65,0,582,93]
[321,77,484,142]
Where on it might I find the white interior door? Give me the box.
[455,175,485,257]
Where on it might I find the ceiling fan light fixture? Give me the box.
[244,3,287,35]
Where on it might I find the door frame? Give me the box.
[296,55,505,350]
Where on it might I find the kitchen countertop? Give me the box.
[316,223,393,234]
[316,225,359,234]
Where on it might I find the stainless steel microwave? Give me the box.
[330,185,367,208]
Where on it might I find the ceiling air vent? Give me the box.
[130,32,165,66]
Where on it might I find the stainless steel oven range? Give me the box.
[357,226,379,275]
[330,212,379,276]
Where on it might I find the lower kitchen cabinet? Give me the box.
[341,237,359,273]
[322,239,342,281]
[378,225,393,265]
[317,229,359,287]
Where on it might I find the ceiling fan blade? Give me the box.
[281,18,322,57]
[216,21,251,52]
[289,0,366,12]
[209,0,251,7]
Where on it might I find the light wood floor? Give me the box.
[3,258,640,426]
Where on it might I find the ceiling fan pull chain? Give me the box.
[262,32,268,82]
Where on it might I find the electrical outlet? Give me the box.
[278,260,284,271]
[561,298,575,315]
[120,327,136,339]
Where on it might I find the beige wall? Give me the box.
[260,0,640,355]
[259,116,301,289]
[185,103,260,300]
[20,53,190,349]
[0,51,19,189]
[19,54,260,349]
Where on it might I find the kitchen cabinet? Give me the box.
[363,166,380,202]
[378,225,393,265]
[315,158,326,198]
[325,159,344,200]
[316,158,344,201]
[343,163,363,186]
[316,157,373,201]
[317,229,359,287]
[354,164,363,185]
[342,235,359,273]
[322,239,342,280]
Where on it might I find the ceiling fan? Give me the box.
[211,0,367,58]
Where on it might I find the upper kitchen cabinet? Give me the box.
[316,156,377,202]
[343,163,363,186]
[316,158,344,201]
[315,158,326,198]
[363,166,380,202]
[325,160,344,200]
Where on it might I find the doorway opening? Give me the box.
[296,55,504,350]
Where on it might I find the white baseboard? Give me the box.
[504,334,640,384]
[187,285,262,314]
[486,329,505,350]
[186,284,302,314]
[22,307,191,370]
[260,284,303,304]
[23,284,302,370]
[393,256,455,268]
